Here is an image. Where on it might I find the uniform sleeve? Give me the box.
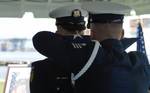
[30,60,53,93]
[130,51,150,88]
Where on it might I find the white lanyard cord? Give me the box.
[71,40,101,85]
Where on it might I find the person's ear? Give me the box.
[121,29,124,39]
[56,25,63,34]
[87,22,90,29]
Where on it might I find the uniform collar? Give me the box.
[62,35,91,43]
[100,39,124,53]
[100,38,137,53]
[121,38,137,50]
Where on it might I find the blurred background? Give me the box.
[0,0,150,93]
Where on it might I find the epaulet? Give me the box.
[128,51,149,66]
[121,38,137,50]
[63,35,92,49]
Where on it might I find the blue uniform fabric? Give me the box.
[74,39,150,93]
[30,31,150,93]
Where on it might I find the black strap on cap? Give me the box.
[56,16,86,31]
[89,13,124,23]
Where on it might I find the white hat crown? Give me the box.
[82,1,132,15]
[49,4,88,18]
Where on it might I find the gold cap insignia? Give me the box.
[72,9,81,17]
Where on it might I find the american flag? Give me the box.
[136,22,147,55]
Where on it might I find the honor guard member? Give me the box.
[69,1,150,93]
[50,4,87,36]
[29,4,100,93]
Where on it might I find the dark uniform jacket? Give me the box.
[74,39,150,93]
[30,31,95,93]
[30,31,150,93]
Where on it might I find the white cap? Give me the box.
[82,1,132,15]
[49,4,88,18]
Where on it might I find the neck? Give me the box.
[91,23,123,41]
